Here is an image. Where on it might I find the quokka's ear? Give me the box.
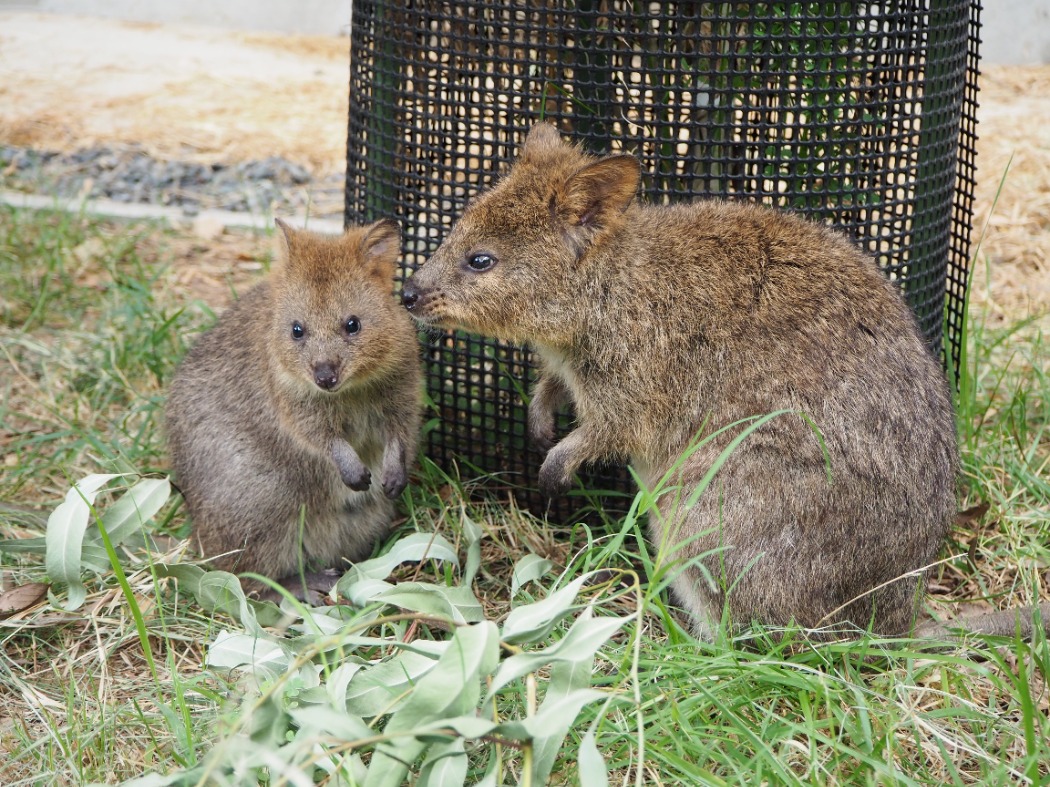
[555,155,641,233]
[274,217,300,265]
[357,218,402,277]
[520,122,564,161]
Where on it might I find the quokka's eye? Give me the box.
[466,252,497,272]
[291,322,305,339]
[344,317,361,335]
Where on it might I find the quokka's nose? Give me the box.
[313,362,339,391]
[401,279,420,310]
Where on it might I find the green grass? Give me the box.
[0,205,1047,785]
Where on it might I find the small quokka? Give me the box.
[166,218,422,601]
[403,122,971,638]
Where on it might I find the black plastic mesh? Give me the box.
[346,1,980,515]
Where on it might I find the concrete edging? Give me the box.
[1,189,345,236]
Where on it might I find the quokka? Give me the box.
[402,122,970,638]
[167,219,422,601]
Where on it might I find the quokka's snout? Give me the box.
[400,279,422,311]
[312,361,341,391]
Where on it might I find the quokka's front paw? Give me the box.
[341,465,372,491]
[332,442,372,491]
[537,450,573,498]
[381,465,408,500]
[528,415,557,452]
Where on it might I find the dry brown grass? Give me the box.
[236,30,350,60]
[0,14,349,173]
[971,64,1050,318]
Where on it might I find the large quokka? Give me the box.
[167,219,422,601]
[402,122,963,638]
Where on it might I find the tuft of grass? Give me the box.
[937,256,1050,626]
[0,207,199,505]
[0,206,1047,785]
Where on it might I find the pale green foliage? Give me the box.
[43,474,170,610]
[32,472,627,786]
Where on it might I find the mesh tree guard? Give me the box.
[346,1,980,514]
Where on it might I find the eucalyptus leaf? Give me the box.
[511,552,554,596]
[578,727,609,787]
[4,534,107,571]
[362,737,428,787]
[488,608,625,701]
[306,732,366,781]
[244,748,315,787]
[500,572,596,644]
[153,563,282,631]
[325,662,365,711]
[288,605,348,636]
[139,529,631,786]
[296,683,334,707]
[197,571,259,629]
[385,622,499,727]
[523,688,609,784]
[245,700,292,749]
[339,576,394,607]
[97,476,170,546]
[287,601,377,638]
[366,622,500,787]
[428,714,499,739]
[287,704,373,741]
[416,737,468,787]
[293,661,323,692]
[207,630,289,673]
[336,532,459,597]
[371,581,483,623]
[460,511,482,587]
[487,607,622,783]
[79,543,113,574]
[531,658,610,781]
[344,648,446,717]
[345,753,369,785]
[547,645,596,695]
[45,473,123,611]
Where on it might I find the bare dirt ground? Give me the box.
[1,11,1048,317]
[0,13,349,173]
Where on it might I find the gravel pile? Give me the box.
[0,144,344,220]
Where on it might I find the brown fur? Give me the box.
[166,219,422,600]
[402,123,961,638]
